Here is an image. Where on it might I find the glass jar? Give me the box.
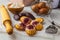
[31,0,53,15]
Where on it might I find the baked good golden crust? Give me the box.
[35,23,43,31]
[25,25,36,36]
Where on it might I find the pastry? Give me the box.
[46,25,58,34]
[19,12,35,20]
[39,8,49,14]
[35,18,44,23]
[30,20,39,26]
[35,23,43,31]
[0,5,13,34]
[31,20,43,31]
[25,25,36,36]
[15,23,26,31]
[20,16,32,25]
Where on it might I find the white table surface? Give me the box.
[0,0,60,40]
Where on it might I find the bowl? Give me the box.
[31,2,52,16]
[8,3,24,14]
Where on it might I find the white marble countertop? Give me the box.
[0,0,60,40]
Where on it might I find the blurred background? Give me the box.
[42,0,60,8]
[51,0,60,8]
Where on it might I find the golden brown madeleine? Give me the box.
[0,5,13,34]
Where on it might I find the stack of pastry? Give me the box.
[15,15,44,36]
